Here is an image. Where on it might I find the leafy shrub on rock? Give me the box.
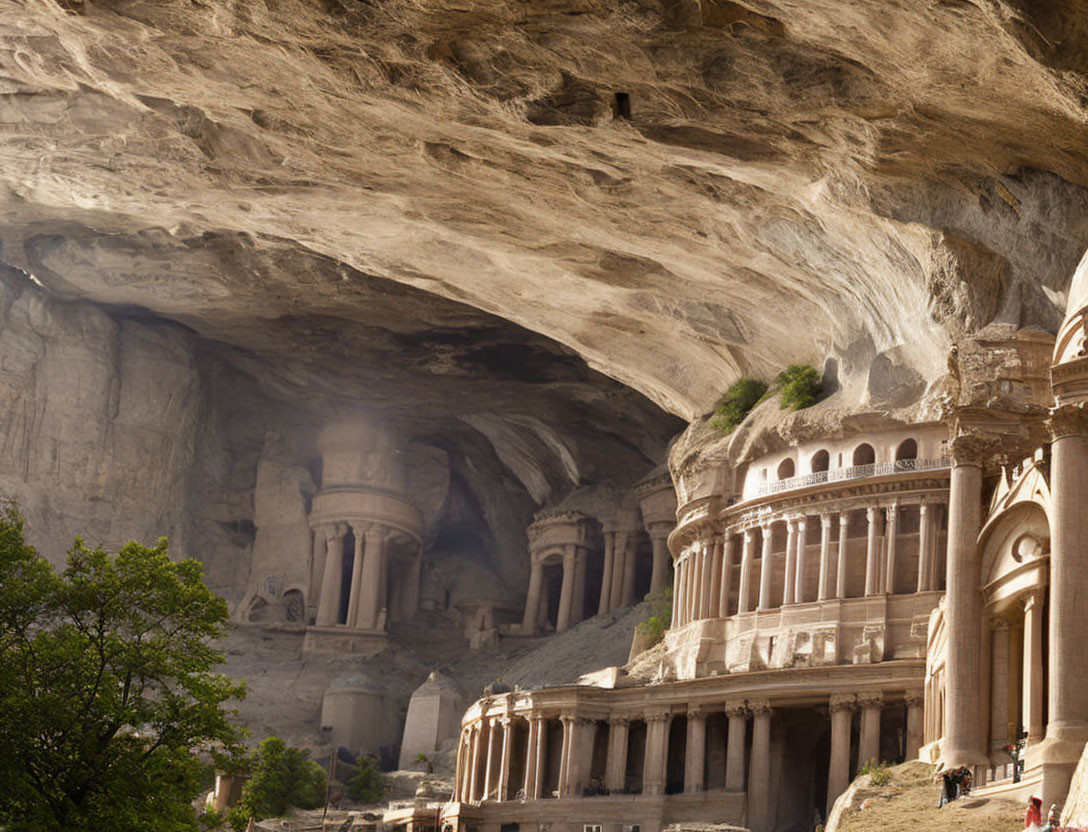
[776,364,822,410]
[227,737,326,830]
[710,377,769,434]
[346,755,385,803]
[635,587,673,647]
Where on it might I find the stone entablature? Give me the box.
[309,486,422,542]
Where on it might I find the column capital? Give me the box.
[644,710,671,723]
[948,431,1001,467]
[609,715,632,727]
[724,700,749,718]
[837,511,848,527]
[820,511,831,525]
[748,699,773,717]
[574,716,596,727]
[828,694,856,713]
[743,529,754,542]
[1022,588,1043,611]
[687,706,708,722]
[1048,401,1088,440]
[856,691,884,710]
[905,694,925,708]
[919,500,929,516]
[990,614,1013,631]
[786,517,797,532]
[797,516,807,530]
[865,505,877,521]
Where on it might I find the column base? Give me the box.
[938,746,990,770]
[303,625,387,655]
[1032,732,1088,808]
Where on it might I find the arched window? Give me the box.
[777,458,795,480]
[895,438,918,461]
[852,443,875,466]
[284,589,305,623]
[811,449,830,473]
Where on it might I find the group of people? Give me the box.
[936,766,972,807]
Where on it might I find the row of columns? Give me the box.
[987,596,1046,761]
[672,500,945,627]
[313,521,419,630]
[521,543,589,634]
[455,701,774,811]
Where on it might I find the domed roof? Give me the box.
[1053,247,1088,368]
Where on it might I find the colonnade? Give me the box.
[672,498,946,628]
[521,542,590,634]
[986,596,1046,761]
[313,521,421,630]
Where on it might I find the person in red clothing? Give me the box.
[1025,795,1043,828]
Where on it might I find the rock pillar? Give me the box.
[707,538,722,618]
[943,434,989,768]
[818,512,832,601]
[684,708,707,794]
[649,530,671,595]
[719,533,735,617]
[827,695,854,816]
[738,530,754,613]
[757,524,774,611]
[1041,404,1088,805]
[884,503,898,595]
[355,526,385,630]
[522,562,544,634]
[642,712,670,796]
[794,516,808,603]
[906,695,924,760]
[747,701,773,832]
[315,524,346,626]
[1023,590,1045,744]
[990,618,1011,758]
[836,512,849,599]
[857,692,883,767]
[598,533,615,616]
[605,717,630,793]
[864,507,882,596]
[783,519,798,606]
[725,701,748,792]
[916,501,932,593]
[556,548,576,633]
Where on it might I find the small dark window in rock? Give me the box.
[613,92,631,120]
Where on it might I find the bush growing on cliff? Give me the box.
[636,587,673,647]
[710,377,769,433]
[776,364,822,410]
[346,755,385,803]
[227,737,326,830]
[0,502,246,832]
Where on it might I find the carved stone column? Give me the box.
[356,525,386,630]
[677,553,689,625]
[719,533,735,617]
[944,432,992,768]
[738,530,754,613]
[916,501,932,593]
[1023,590,1045,744]
[783,518,798,606]
[794,516,808,603]
[649,530,671,595]
[708,538,723,619]
[725,701,748,792]
[671,556,683,628]
[757,523,774,611]
[531,716,547,799]
[345,525,367,626]
[700,539,714,619]
[990,617,1012,759]
[568,717,596,797]
[836,511,849,599]
[642,711,670,796]
[684,707,707,794]
[309,529,328,614]
[609,531,628,611]
[557,715,573,796]
[315,523,346,626]
[571,550,587,625]
[621,536,638,608]
[884,503,898,595]
[483,717,501,800]
[522,716,540,800]
[857,692,883,768]
[598,532,616,616]
[556,547,576,633]
[747,701,773,832]
[818,512,833,601]
[497,717,514,801]
[1041,402,1088,804]
[605,716,630,794]
[827,695,855,816]
[906,695,924,761]
[522,561,544,634]
[468,722,482,802]
[689,546,702,622]
[864,507,882,596]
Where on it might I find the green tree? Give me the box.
[228,737,326,829]
[345,755,385,804]
[0,503,246,832]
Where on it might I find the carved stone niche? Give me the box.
[527,510,593,558]
[851,624,886,665]
[778,626,838,668]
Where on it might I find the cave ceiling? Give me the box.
[3,0,1088,437]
